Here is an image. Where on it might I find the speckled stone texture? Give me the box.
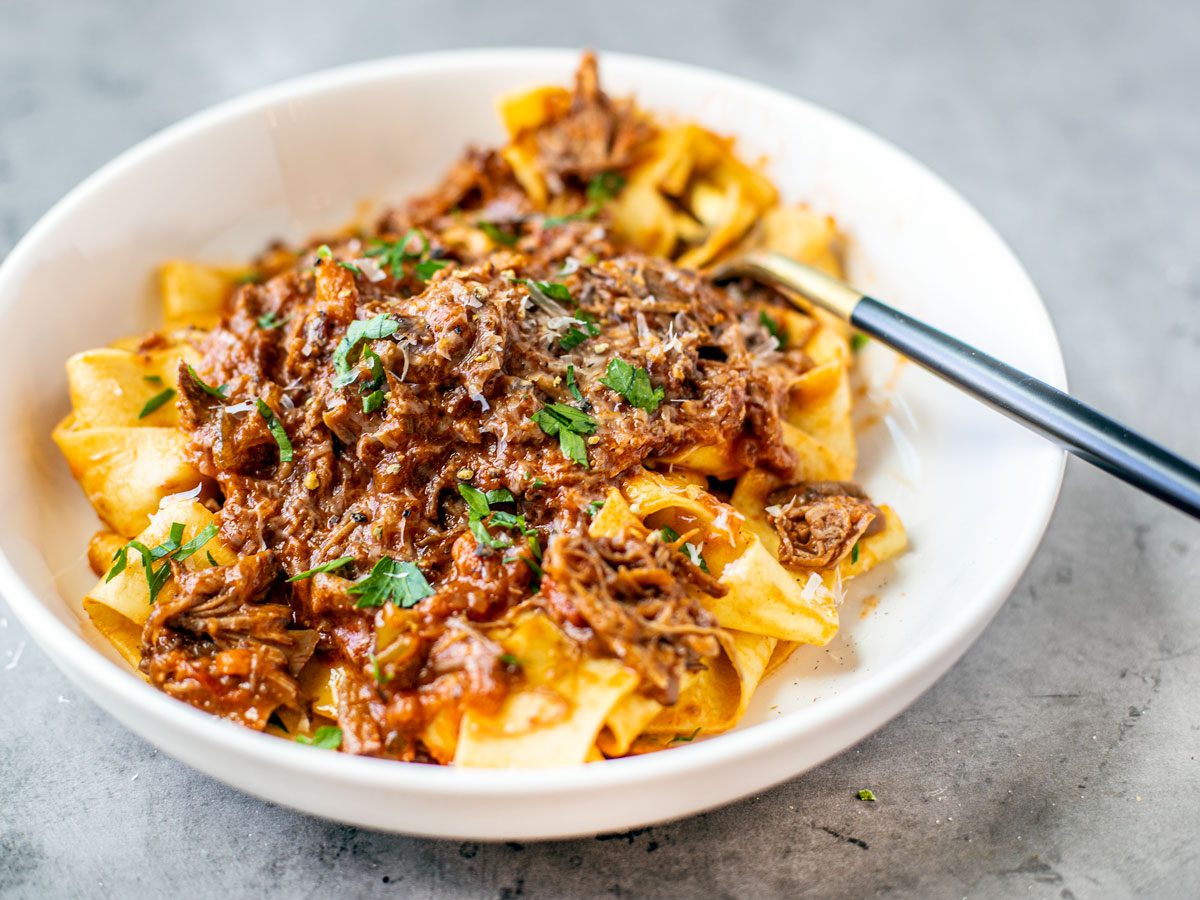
[3,1,1199,897]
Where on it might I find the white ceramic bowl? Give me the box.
[0,48,1065,840]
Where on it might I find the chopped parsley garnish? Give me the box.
[365,229,443,279]
[850,333,869,353]
[558,312,600,351]
[599,358,664,413]
[205,550,219,567]
[235,271,263,285]
[759,310,786,349]
[348,556,434,608]
[857,789,876,802]
[669,727,701,744]
[851,541,860,564]
[414,259,450,282]
[587,499,605,516]
[287,556,354,582]
[142,374,163,384]
[255,399,293,463]
[531,478,546,489]
[660,525,709,573]
[332,314,399,389]
[458,484,534,551]
[296,726,342,749]
[256,310,291,330]
[316,244,359,273]
[477,220,520,246]
[185,364,229,400]
[370,652,393,684]
[519,554,544,582]
[566,365,584,403]
[587,170,626,204]
[359,345,387,412]
[531,402,598,468]
[362,390,386,413]
[513,278,573,305]
[106,520,214,603]
[469,518,511,549]
[498,653,522,667]
[544,171,626,226]
[174,522,218,562]
[458,483,492,518]
[360,346,385,391]
[138,387,175,419]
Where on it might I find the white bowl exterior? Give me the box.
[0,49,1065,839]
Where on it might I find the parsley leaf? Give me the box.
[255,399,293,463]
[185,364,229,400]
[362,390,386,413]
[414,259,450,282]
[105,521,221,600]
[532,402,598,434]
[365,230,428,278]
[566,365,584,403]
[660,525,709,573]
[759,310,786,349]
[850,333,869,352]
[458,485,533,550]
[477,220,519,246]
[106,545,129,582]
[457,483,492,518]
[257,310,291,330]
[332,314,399,389]
[587,499,605,517]
[142,374,163,384]
[138,387,175,419]
[371,652,393,684]
[468,516,512,550]
[558,312,600,350]
[174,522,218,562]
[532,280,573,303]
[206,550,219,567]
[599,358,664,412]
[296,726,342,749]
[287,556,355,582]
[498,653,522,667]
[544,172,627,226]
[587,171,626,203]
[531,403,597,469]
[851,541,860,564]
[348,557,434,608]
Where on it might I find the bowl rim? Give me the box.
[0,46,1066,799]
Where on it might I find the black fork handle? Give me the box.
[851,297,1200,520]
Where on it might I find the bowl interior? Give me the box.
[0,49,1064,836]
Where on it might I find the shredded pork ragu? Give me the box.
[147,54,876,759]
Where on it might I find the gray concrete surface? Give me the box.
[3,0,1199,897]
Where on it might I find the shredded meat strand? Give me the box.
[539,532,724,705]
[766,481,884,570]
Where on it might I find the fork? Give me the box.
[713,250,1200,519]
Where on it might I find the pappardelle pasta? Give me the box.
[54,53,905,765]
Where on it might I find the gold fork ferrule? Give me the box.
[710,250,864,322]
